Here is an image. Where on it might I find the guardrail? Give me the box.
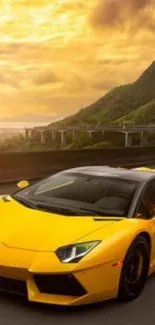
[44,124,155,132]
[0,146,155,183]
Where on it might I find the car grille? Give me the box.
[33,273,87,297]
[0,277,27,296]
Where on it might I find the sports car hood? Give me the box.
[0,196,118,252]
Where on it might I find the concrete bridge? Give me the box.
[24,124,155,147]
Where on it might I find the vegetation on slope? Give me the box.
[46,61,155,149]
[50,61,155,127]
[116,100,155,124]
[2,62,155,152]
[0,136,54,152]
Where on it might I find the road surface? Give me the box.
[0,277,155,325]
[0,181,155,325]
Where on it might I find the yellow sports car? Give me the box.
[0,166,155,306]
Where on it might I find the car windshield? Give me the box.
[12,171,138,217]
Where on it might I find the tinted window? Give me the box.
[12,172,138,217]
[136,200,150,220]
[140,181,155,218]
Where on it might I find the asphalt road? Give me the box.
[0,277,155,325]
[0,182,155,325]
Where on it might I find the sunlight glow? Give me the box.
[0,0,154,117]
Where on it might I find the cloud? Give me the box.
[0,74,10,84]
[91,0,122,27]
[90,0,155,29]
[92,80,119,91]
[130,0,151,11]
[0,0,155,118]
[0,73,20,89]
[33,70,60,86]
[0,86,95,117]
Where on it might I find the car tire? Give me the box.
[118,235,150,302]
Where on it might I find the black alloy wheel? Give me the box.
[118,235,150,302]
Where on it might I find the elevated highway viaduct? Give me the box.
[25,124,155,147]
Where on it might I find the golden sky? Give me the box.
[0,0,155,117]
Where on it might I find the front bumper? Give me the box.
[0,244,122,306]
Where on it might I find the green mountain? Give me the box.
[117,100,155,124]
[49,61,155,127]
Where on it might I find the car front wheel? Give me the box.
[118,235,150,302]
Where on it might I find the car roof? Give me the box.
[64,166,155,183]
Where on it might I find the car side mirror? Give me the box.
[135,213,144,219]
[17,180,29,189]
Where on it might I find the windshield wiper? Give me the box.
[35,203,93,216]
[80,207,125,217]
[36,204,112,217]
[12,196,36,209]
[12,195,125,217]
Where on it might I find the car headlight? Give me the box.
[56,241,101,263]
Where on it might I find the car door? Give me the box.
[136,180,155,265]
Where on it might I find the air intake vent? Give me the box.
[34,273,87,296]
[0,277,27,296]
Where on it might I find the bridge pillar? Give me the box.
[51,130,56,141]
[31,129,38,140]
[87,131,93,139]
[60,131,67,146]
[125,132,132,147]
[40,131,46,144]
[140,131,147,146]
[25,128,31,138]
[72,129,76,140]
